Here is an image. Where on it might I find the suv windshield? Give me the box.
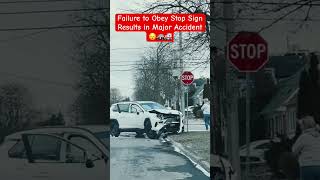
[140,102,166,111]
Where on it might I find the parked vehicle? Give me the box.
[0,125,109,180]
[239,139,271,164]
[185,106,194,115]
[211,154,237,180]
[110,101,184,139]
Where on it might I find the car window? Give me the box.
[256,143,271,149]
[11,135,62,161]
[8,133,64,160]
[67,135,102,162]
[118,104,129,112]
[131,104,143,113]
[8,140,27,159]
[140,102,166,110]
[111,105,118,112]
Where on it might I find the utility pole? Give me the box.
[223,0,241,179]
[179,0,185,117]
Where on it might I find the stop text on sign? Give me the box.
[230,44,266,59]
[227,32,268,72]
[115,14,206,42]
[181,75,194,81]
[181,71,194,85]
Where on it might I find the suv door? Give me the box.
[129,104,145,129]
[19,133,88,180]
[65,134,107,180]
[116,103,131,128]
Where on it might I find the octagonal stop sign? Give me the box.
[181,71,194,85]
[227,32,268,72]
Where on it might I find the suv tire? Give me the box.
[111,119,120,137]
[144,119,157,139]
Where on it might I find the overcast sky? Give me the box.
[0,0,92,116]
[110,0,210,99]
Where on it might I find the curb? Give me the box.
[164,136,210,176]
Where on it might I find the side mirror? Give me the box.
[137,112,140,115]
[86,159,95,168]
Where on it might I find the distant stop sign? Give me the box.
[181,71,194,85]
[227,32,268,72]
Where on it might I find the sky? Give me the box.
[110,0,210,99]
[0,0,99,117]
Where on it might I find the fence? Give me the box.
[240,161,274,180]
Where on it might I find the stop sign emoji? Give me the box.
[227,32,268,72]
[181,71,194,85]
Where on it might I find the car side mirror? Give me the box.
[137,112,140,115]
[86,159,95,168]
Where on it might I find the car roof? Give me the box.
[112,101,157,105]
[5,126,108,141]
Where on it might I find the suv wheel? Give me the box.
[144,120,157,139]
[111,120,120,137]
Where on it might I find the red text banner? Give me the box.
[115,13,206,42]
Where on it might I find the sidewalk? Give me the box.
[184,117,209,132]
[165,131,210,174]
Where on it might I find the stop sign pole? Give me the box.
[181,71,194,132]
[227,31,269,179]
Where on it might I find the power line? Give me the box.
[212,17,320,22]
[0,71,74,88]
[212,1,320,6]
[0,24,105,32]
[0,0,81,4]
[0,8,108,15]
[0,22,72,44]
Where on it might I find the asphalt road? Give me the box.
[110,133,210,180]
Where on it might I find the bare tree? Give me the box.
[72,0,109,125]
[134,43,177,104]
[0,83,34,136]
[110,88,123,104]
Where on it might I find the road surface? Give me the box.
[110,133,209,180]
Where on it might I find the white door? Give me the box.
[63,134,108,180]
[129,104,145,129]
[116,103,131,128]
[19,133,74,180]
[20,133,107,180]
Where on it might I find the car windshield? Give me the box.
[140,102,166,111]
[94,131,109,148]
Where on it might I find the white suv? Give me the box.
[110,101,184,139]
[0,126,109,180]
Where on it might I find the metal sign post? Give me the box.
[245,72,251,179]
[186,86,189,132]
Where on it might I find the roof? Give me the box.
[238,54,307,79]
[5,126,108,140]
[260,70,301,115]
[191,84,204,99]
[112,101,157,104]
[266,54,307,78]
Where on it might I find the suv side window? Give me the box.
[111,105,118,112]
[28,135,62,161]
[8,133,64,160]
[118,104,129,113]
[131,104,143,113]
[8,140,26,159]
[66,135,102,163]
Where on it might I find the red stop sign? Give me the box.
[227,32,268,72]
[181,71,194,85]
